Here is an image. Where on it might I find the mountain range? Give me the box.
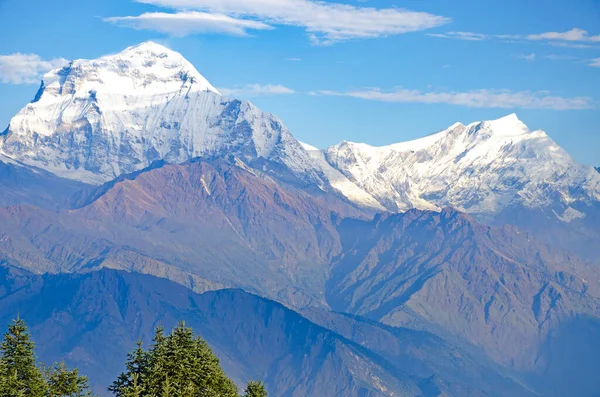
[2,42,599,262]
[1,267,544,397]
[0,42,599,396]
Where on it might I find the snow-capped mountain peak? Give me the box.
[479,113,529,136]
[35,41,219,104]
[0,42,324,185]
[318,114,600,219]
[0,42,598,224]
[95,41,220,95]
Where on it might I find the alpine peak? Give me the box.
[83,41,219,95]
[0,42,323,185]
[477,113,530,137]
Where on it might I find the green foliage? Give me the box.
[0,318,47,397]
[110,321,253,397]
[45,362,92,397]
[244,381,268,397]
[108,341,149,397]
[0,318,93,397]
[0,318,268,397]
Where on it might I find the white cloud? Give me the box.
[547,41,595,49]
[316,87,594,110]
[219,84,296,97]
[544,54,578,61]
[426,31,488,41]
[516,53,536,61]
[428,27,600,49]
[0,53,68,85]
[589,58,600,68]
[127,0,450,44]
[527,28,600,42]
[286,57,301,61]
[104,11,273,36]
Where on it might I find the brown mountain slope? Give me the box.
[0,158,365,307]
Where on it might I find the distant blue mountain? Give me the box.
[0,267,534,397]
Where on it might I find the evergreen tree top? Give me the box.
[0,318,93,397]
[244,381,268,397]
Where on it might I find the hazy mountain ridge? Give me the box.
[0,158,90,210]
[0,157,366,307]
[0,267,534,397]
[326,209,600,369]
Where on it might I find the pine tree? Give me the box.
[111,322,243,397]
[244,381,268,397]
[0,318,46,397]
[0,319,94,397]
[45,362,93,397]
[0,359,8,395]
[108,341,149,397]
[146,322,238,397]
[144,326,170,397]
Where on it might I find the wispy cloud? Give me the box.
[428,27,600,49]
[104,11,273,36]
[515,53,536,61]
[544,54,578,61]
[527,28,600,43]
[0,53,68,85]
[316,87,594,110]
[285,57,301,61]
[112,0,450,44]
[589,58,600,68]
[219,84,296,97]
[548,42,594,49]
[426,31,488,41]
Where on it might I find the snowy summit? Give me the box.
[0,42,323,186]
[0,42,598,223]
[320,113,600,220]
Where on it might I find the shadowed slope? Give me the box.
[0,268,533,397]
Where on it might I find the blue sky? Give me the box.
[0,0,599,165]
